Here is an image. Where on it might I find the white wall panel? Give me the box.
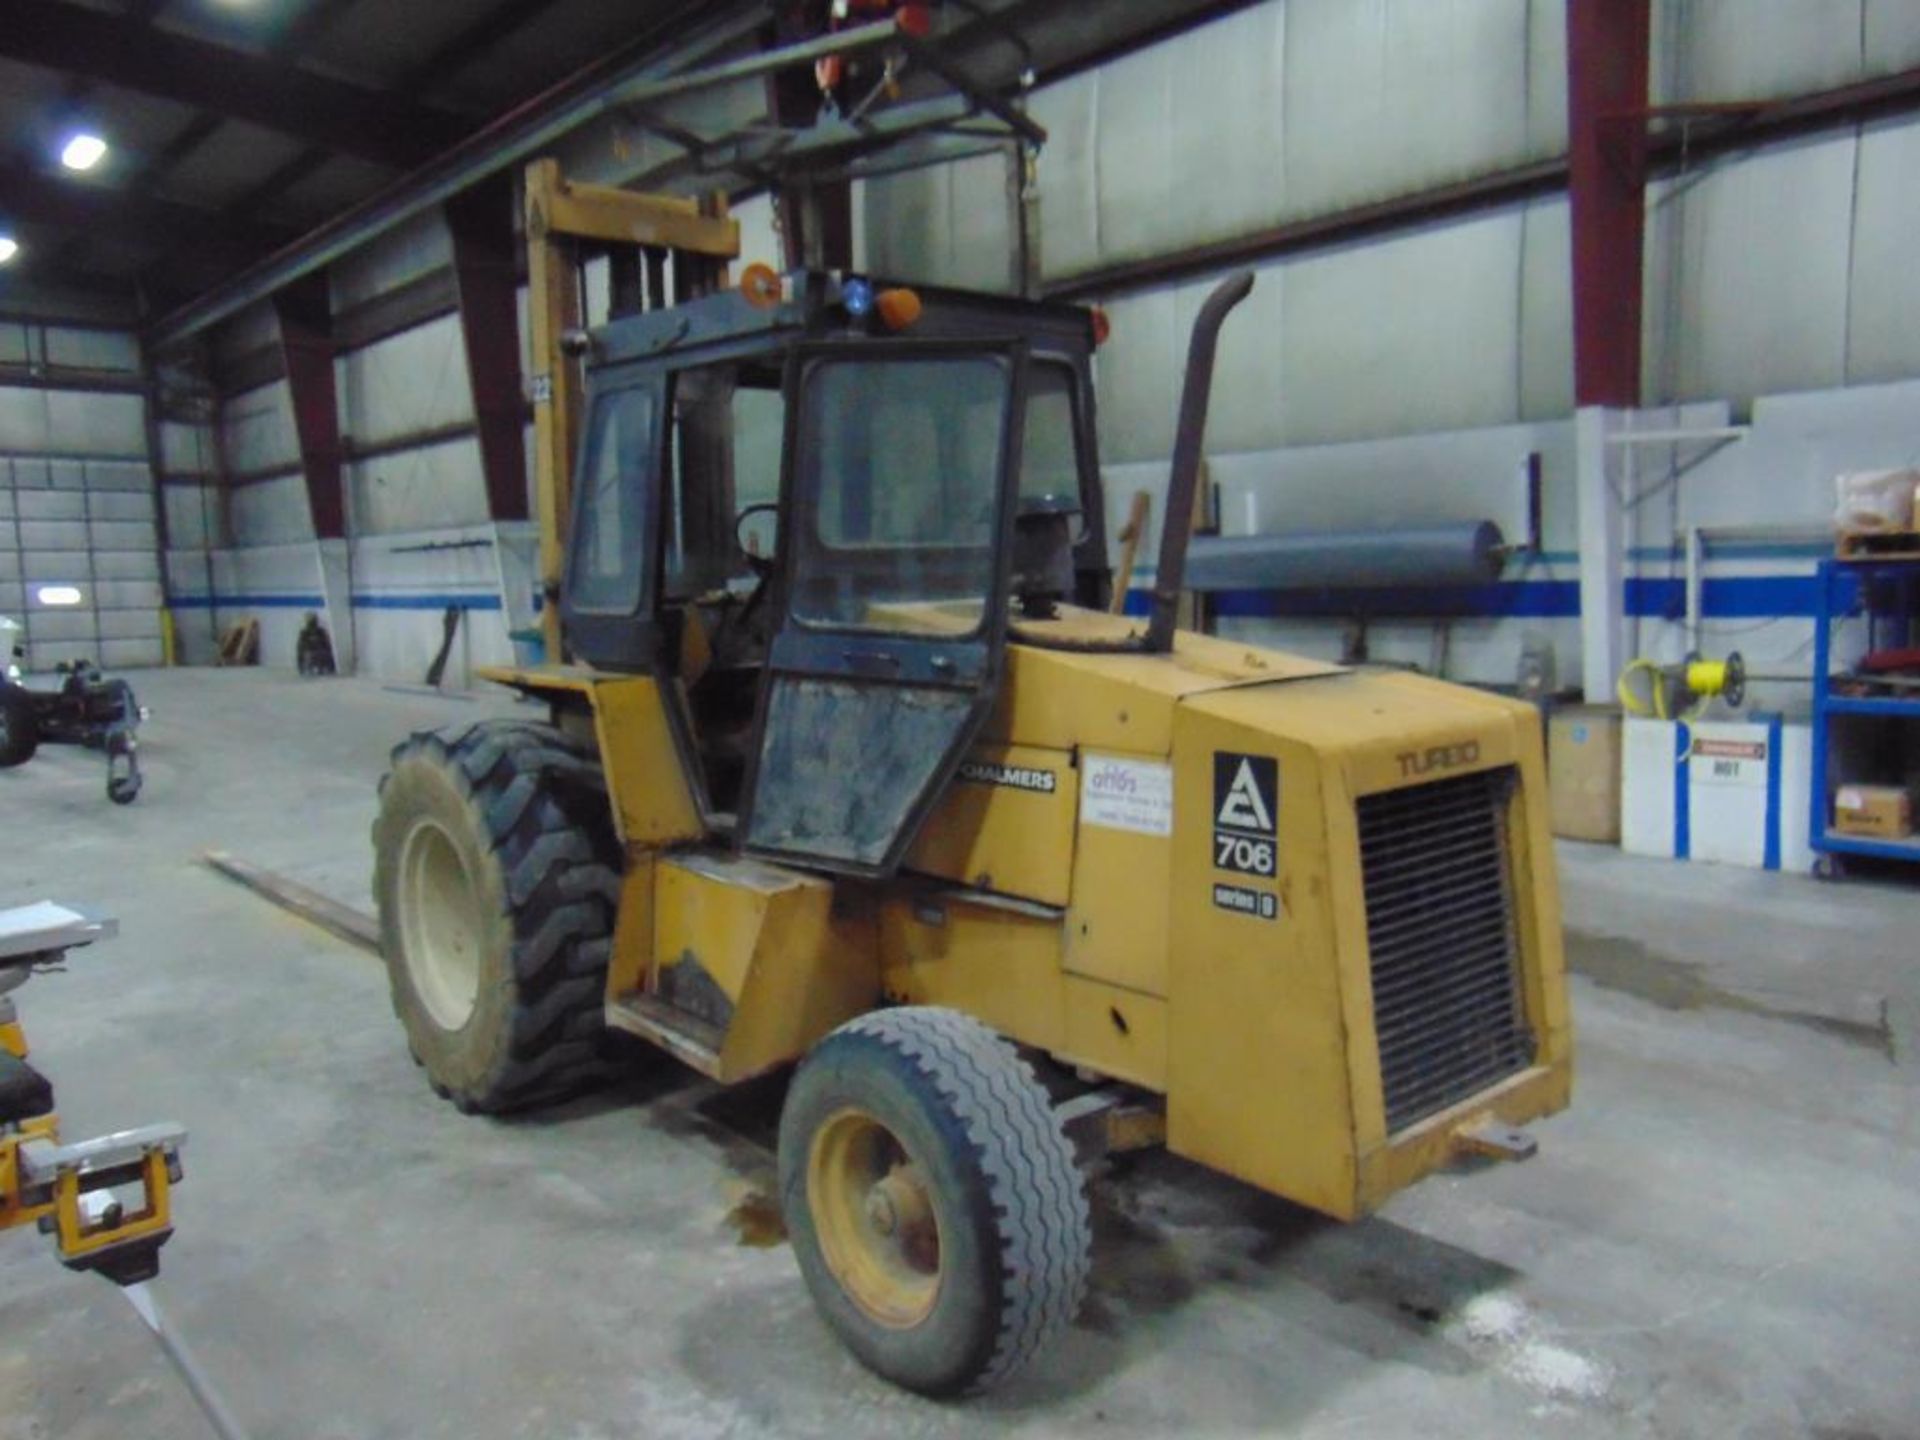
[43,327,139,372]
[223,380,299,474]
[161,420,215,475]
[1653,0,1864,107]
[1844,115,1920,385]
[864,151,1017,293]
[1644,134,1855,405]
[165,486,220,550]
[349,436,490,535]
[1518,196,1574,419]
[339,313,475,445]
[331,208,452,311]
[1284,0,1537,219]
[230,475,314,546]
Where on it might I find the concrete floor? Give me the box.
[2,669,1917,1440]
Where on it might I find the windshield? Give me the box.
[790,354,1011,636]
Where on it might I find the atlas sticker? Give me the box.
[958,759,1058,794]
[1213,752,1278,877]
[1081,754,1174,836]
[1212,882,1278,920]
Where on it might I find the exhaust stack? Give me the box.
[1144,269,1255,653]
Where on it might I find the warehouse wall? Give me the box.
[0,322,164,672]
[166,199,778,685]
[861,0,1920,705]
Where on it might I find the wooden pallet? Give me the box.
[1836,529,1920,562]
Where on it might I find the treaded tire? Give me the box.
[0,684,38,768]
[372,719,619,1112]
[779,1006,1091,1396]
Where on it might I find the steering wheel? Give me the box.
[735,502,780,579]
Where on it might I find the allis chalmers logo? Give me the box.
[1396,740,1481,778]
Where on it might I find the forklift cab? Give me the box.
[558,271,1108,876]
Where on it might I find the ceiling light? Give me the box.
[36,585,84,607]
[0,237,17,265]
[60,133,108,172]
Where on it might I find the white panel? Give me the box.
[1524,0,1569,156]
[1654,0,1865,106]
[83,461,149,492]
[230,475,316,546]
[1090,284,1182,465]
[349,436,490,535]
[87,490,154,522]
[1845,114,1920,385]
[17,520,87,550]
[339,313,475,445]
[1282,209,1524,445]
[0,389,52,452]
[25,609,98,642]
[1518,196,1574,419]
[42,391,144,457]
[89,519,157,552]
[14,489,83,520]
[733,193,781,272]
[0,325,27,366]
[22,552,89,582]
[99,638,163,668]
[1621,719,1679,858]
[865,152,1016,292]
[95,608,162,640]
[44,327,139,372]
[1865,0,1920,74]
[214,302,279,364]
[1029,74,1100,279]
[1283,0,1534,219]
[331,208,453,311]
[161,420,214,474]
[1646,135,1855,405]
[91,552,159,582]
[223,381,299,474]
[165,488,218,549]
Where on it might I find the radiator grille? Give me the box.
[1358,766,1534,1134]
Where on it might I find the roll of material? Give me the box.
[1182,520,1507,592]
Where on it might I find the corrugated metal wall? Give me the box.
[0,323,164,671]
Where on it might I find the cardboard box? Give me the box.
[1832,784,1914,839]
[1549,705,1622,843]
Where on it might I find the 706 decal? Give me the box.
[1214,831,1275,877]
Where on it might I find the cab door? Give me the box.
[739,340,1028,877]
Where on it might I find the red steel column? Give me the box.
[1567,0,1650,408]
[272,270,346,540]
[447,173,530,522]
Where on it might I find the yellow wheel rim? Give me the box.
[807,1107,942,1329]
[397,817,485,1031]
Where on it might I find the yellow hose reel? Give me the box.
[1617,651,1747,722]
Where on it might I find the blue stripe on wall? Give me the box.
[1122,571,1852,622]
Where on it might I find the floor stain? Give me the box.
[1570,932,1897,1063]
[723,1181,787,1248]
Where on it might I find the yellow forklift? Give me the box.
[371,149,1571,1390]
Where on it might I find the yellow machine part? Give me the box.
[475,665,704,846]
[487,619,1570,1225]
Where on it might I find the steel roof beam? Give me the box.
[0,0,468,168]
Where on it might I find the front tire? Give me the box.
[0,684,38,767]
[778,1007,1091,1396]
[372,721,619,1112]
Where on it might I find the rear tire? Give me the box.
[778,1007,1091,1396]
[372,720,619,1112]
[0,684,37,768]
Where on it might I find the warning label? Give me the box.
[1692,735,1768,789]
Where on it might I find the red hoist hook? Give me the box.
[815,1,932,95]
